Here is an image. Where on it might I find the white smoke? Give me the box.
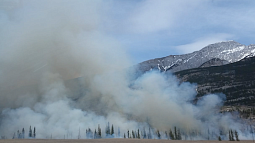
[0,0,253,140]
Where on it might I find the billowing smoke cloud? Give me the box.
[0,0,253,140]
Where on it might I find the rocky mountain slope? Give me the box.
[137,41,255,73]
[175,56,255,106]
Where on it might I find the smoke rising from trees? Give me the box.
[0,0,253,139]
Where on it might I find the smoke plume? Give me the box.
[0,0,253,140]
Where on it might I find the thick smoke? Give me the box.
[0,0,253,140]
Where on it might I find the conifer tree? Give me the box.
[137,129,140,139]
[86,128,93,139]
[111,124,114,135]
[165,131,168,139]
[17,130,20,139]
[229,130,235,141]
[156,130,161,139]
[148,127,152,139]
[98,124,101,138]
[94,129,97,139]
[231,130,235,141]
[250,125,254,142]
[218,136,222,141]
[229,130,231,141]
[105,122,110,136]
[235,130,239,141]
[174,126,177,140]
[13,132,16,139]
[118,127,120,137]
[208,128,210,140]
[132,130,135,138]
[78,128,81,139]
[22,128,25,139]
[177,129,182,140]
[33,127,36,138]
[143,127,146,139]
[29,126,32,138]
[169,129,174,140]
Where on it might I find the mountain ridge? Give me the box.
[137,41,255,73]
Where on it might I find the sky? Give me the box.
[102,0,255,63]
[1,0,255,63]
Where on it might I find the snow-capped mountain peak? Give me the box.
[137,41,255,73]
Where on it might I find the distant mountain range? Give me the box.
[137,41,255,73]
[137,41,255,106]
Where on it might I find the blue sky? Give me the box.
[1,0,255,64]
[101,0,255,63]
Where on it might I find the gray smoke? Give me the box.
[0,0,253,140]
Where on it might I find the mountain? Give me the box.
[198,58,229,68]
[175,56,255,106]
[137,41,255,73]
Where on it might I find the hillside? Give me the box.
[175,56,255,106]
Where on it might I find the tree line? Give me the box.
[12,126,36,139]
[9,122,254,140]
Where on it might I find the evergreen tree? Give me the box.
[132,130,135,138]
[251,125,254,142]
[18,132,21,139]
[165,131,168,139]
[148,127,152,139]
[78,128,81,139]
[105,122,110,136]
[231,130,235,141]
[174,126,177,140]
[229,130,232,141]
[111,124,114,135]
[218,136,222,141]
[229,130,235,141]
[156,130,161,139]
[33,127,36,138]
[12,132,16,139]
[137,129,140,139]
[208,128,210,140]
[94,129,97,139]
[98,124,101,138]
[118,127,120,137]
[177,129,182,140]
[22,128,25,139]
[235,130,239,141]
[29,126,32,138]
[169,129,175,140]
[143,127,146,139]
[86,128,93,139]
[127,130,129,138]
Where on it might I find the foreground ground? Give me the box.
[0,139,254,143]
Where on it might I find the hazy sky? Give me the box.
[1,0,255,63]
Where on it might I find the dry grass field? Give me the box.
[0,139,254,143]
